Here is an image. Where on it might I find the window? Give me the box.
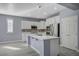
[7,19,13,33]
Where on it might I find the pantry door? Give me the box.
[61,15,78,50]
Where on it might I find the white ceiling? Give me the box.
[0,3,72,19]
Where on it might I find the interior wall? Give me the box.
[0,14,42,42]
[0,14,21,42]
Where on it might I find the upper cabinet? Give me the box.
[21,21,39,29]
[38,21,46,29]
[21,21,46,29]
[46,16,60,26]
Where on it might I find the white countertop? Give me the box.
[28,34,59,40]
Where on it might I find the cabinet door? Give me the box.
[30,38,44,55]
[38,21,45,29]
[61,16,78,50]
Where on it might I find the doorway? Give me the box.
[57,23,60,45]
[57,23,60,37]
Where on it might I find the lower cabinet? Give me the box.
[27,36,59,56]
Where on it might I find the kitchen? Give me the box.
[21,16,60,56]
[0,3,79,56]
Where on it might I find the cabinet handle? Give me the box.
[31,37,38,41]
[36,39,38,40]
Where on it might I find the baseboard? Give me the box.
[0,40,24,44]
[60,45,79,52]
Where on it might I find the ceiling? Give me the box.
[0,3,37,15]
[0,3,74,19]
[59,3,79,10]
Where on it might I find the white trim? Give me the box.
[7,19,13,33]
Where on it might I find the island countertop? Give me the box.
[28,34,60,40]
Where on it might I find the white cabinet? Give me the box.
[61,15,78,50]
[45,19,51,26]
[45,16,60,36]
[21,21,31,29]
[46,16,60,26]
[21,21,39,29]
[28,35,59,56]
[38,21,46,29]
[21,21,39,41]
[21,21,46,29]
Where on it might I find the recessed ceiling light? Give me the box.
[36,3,42,8]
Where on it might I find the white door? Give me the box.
[61,16,78,50]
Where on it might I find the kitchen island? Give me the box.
[27,34,60,56]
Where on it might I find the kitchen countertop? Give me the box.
[28,34,60,40]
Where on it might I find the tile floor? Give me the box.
[0,41,79,56]
[0,41,39,56]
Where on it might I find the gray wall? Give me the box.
[0,14,43,42]
[0,14,22,42]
